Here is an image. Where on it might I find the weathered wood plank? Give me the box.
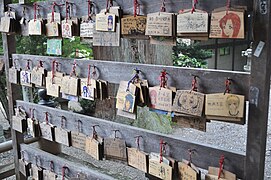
[12,54,250,96]
[1,0,24,179]
[245,0,271,179]
[17,101,245,178]
[7,0,253,20]
[20,144,114,179]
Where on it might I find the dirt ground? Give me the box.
[0,99,270,179]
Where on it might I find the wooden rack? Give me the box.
[1,0,270,180]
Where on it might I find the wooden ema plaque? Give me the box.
[31,67,46,87]
[173,90,205,117]
[85,136,103,160]
[80,20,95,38]
[46,22,60,37]
[177,10,208,34]
[104,138,127,161]
[39,122,55,141]
[61,76,79,96]
[149,86,173,112]
[178,161,201,180]
[71,131,87,150]
[43,169,58,180]
[210,10,244,39]
[12,115,27,133]
[205,93,244,121]
[28,19,43,35]
[32,164,43,180]
[19,159,31,177]
[81,78,97,101]
[127,147,148,173]
[8,67,19,84]
[45,76,60,97]
[20,70,32,87]
[96,13,116,32]
[27,118,40,137]
[148,159,173,180]
[121,16,147,35]
[205,167,236,180]
[146,12,174,36]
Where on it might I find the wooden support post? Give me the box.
[245,0,271,179]
[1,0,24,179]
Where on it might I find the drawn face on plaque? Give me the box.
[124,94,134,112]
[108,15,113,31]
[226,95,240,116]
[178,93,198,110]
[219,13,241,38]
[149,90,157,108]
[21,71,30,83]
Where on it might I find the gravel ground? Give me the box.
[0,98,270,179]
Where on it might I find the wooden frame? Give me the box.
[1,0,270,179]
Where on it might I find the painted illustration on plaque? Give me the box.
[226,94,240,116]
[20,71,31,84]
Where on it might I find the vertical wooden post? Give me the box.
[1,0,24,179]
[245,0,271,179]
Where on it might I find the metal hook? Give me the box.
[112,129,120,139]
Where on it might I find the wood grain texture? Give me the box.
[20,144,114,180]
[17,101,245,178]
[7,0,252,19]
[12,54,250,97]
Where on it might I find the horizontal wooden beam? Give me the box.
[20,144,114,179]
[17,101,245,178]
[8,0,252,19]
[12,54,250,97]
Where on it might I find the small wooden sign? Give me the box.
[31,67,46,87]
[121,16,147,35]
[127,147,148,173]
[173,90,205,117]
[148,159,173,180]
[9,67,20,84]
[62,20,73,38]
[61,76,79,96]
[20,70,32,87]
[12,115,27,133]
[47,12,61,24]
[177,11,208,34]
[97,80,109,100]
[210,10,244,39]
[205,167,236,180]
[29,19,43,35]
[93,22,121,46]
[205,93,244,121]
[46,22,60,37]
[0,16,11,33]
[27,118,40,137]
[81,78,97,100]
[39,122,55,141]
[178,161,201,180]
[46,76,60,97]
[85,136,104,160]
[146,12,174,36]
[104,138,127,161]
[80,20,95,38]
[43,169,58,180]
[47,39,62,56]
[32,164,43,180]
[71,130,87,150]
[55,127,72,147]
[149,86,173,112]
[19,159,31,177]
[96,13,116,32]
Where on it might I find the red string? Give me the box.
[31,108,35,119]
[191,76,198,92]
[26,60,30,70]
[106,0,113,13]
[52,60,56,83]
[160,0,166,12]
[159,69,168,88]
[226,0,231,14]
[224,79,231,94]
[88,0,92,18]
[50,161,54,172]
[92,125,98,139]
[159,140,166,163]
[218,155,225,179]
[70,60,77,77]
[87,65,91,85]
[51,3,55,22]
[65,2,70,23]
[62,166,68,180]
[191,0,198,13]
[33,3,37,21]
[44,112,49,124]
[134,0,138,17]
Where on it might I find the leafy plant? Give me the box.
[172,41,213,68]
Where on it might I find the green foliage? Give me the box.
[172,41,213,68]
[78,98,96,115]
[16,35,47,55]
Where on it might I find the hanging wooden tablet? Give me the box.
[55,116,72,146]
[12,107,27,133]
[96,13,116,32]
[127,147,148,173]
[80,16,95,38]
[149,86,173,112]
[27,109,40,138]
[173,90,205,117]
[47,12,61,24]
[0,11,17,34]
[61,76,79,96]
[85,136,104,160]
[97,80,109,100]
[116,81,138,113]
[121,15,147,36]
[205,167,236,180]
[40,112,55,141]
[31,64,46,87]
[210,9,245,39]
[20,70,32,87]
[148,159,172,180]
[81,78,98,100]
[46,21,60,37]
[8,66,20,84]
[32,164,43,180]
[71,120,87,150]
[46,76,60,97]
[205,93,245,121]
[19,151,31,177]
[178,160,201,180]
[177,9,209,40]
[145,12,174,37]
[28,19,43,35]
[47,39,62,56]
[62,19,74,38]
[104,137,127,161]
[43,169,58,180]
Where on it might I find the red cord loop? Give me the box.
[160,0,166,12]
[224,78,231,94]
[159,69,168,88]
[218,155,225,179]
[70,60,77,77]
[159,140,167,163]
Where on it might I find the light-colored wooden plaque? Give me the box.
[146,12,174,36]
[127,147,148,173]
[121,16,147,35]
[96,13,116,32]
